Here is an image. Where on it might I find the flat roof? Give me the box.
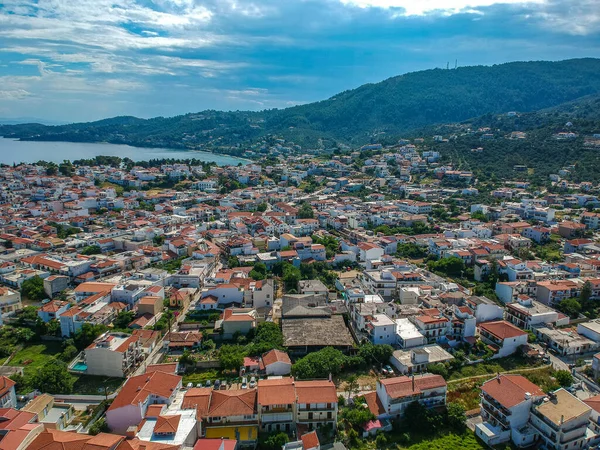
[535,389,590,426]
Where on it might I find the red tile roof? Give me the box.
[257,378,296,406]
[481,374,544,409]
[479,321,527,340]
[380,375,446,399]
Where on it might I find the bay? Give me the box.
[0,138,248,166]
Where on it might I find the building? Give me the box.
[530,389,591,450]
[375,374,447,419]
[83,332,144,377]
[532,325,596,356]
[479,321,528,358]
[298,280,329,299]
[295,380,338,431]
[37,300,70,323]
[21,394,75,430]
[203,389,259,446]
[26,429,178,450]
[390,345,454,374]
[43,275,69,299]
[261,349,292,376]
[476,374,545,447]
[137,296,163,317]
[366,314,397,345]
[505,298,559,330]
[106,371,182,433]
[257,378,295,433]
[0,287,22,315]
[0,408,44,450]
[0,377,17,409]
[215,308,257,338]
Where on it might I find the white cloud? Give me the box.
[339,0,545,16]
[0,89,31,100]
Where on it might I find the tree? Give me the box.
[427,362,449,379]
[227,256,240,268]
[447,402,467,431]
[74,323,108,350]
[246,322,284,355]
[555,298,582,319]
[28,360,75,394]
[153,235,165,246]
[261,432,289,450]
[282,263,301,291]
[340,396,376,429]
[427,257,466,277]
[179,350,196,367]
[60,344,78,362]
[555,370,574,387]
[297,202,314,219]
[581,281,592,303]
[249,262,267,281]
[80,245,102,255]
[358,343,393,365]
[89,418,110,435]
[112,311,135,329]
[256,203,268,212]
[344,375,360,399]
[218,344,245,370]
[21,276,46,301]
[292,347,346,379]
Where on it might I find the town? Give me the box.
[3,131,600,450]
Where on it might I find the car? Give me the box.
[249,376,256,388]
[186,382,193,389]
[241,377,248,389]
[196,383,203,388]
[381,367,389,375]
[214,380,221,389]
[384,365,394,375]
[205,380,211,387]
[220,382,227,390]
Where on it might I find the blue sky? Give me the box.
[0,0,599,123]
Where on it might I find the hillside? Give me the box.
[2,58,600,152]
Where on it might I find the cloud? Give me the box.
[0,0,599,122]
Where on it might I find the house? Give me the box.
[203,389,259,446]
[26,429,178,450]
[389,345,454,374]
[476,374,545,447]
[137,296,163,317]
[375,374,447,419]
[479,321,528,358]
[37,300,70,323]
[0,287,22,315]
[21,394,75,430]
[163,331,203,351]
[215,308,257,338]
[532,325,595,356]
[193,439,238,450]
[295,380,338,431]
[0,408,44,450]
[366,314,397,345]
[505,298,559,330]
[135,410,198,447]
[298,280,329,299]
[261,349,292,376]
[257,378,296,433]
[529,389,591,450]
[105,371,182,433]
[0,377,17,409]
[83,332,144,377]
[357,242,384,262]
[43,275,69,299]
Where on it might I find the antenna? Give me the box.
[455,59,458,69]
[446,62,449,70]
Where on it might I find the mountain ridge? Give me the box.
[2,58,600,153]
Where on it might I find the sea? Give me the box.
[0,138,248,166]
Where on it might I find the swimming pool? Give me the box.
[72,362,87,371]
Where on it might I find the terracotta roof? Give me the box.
[261,349,291,367]
[192,439,237,450]
[300,431,319,450]
[107,371,180,412]
[481,374,544,409]
[363,391,386,417]
[380,375,446,399]
[154,415,180,434]
[294,380,337,404]
[584,394,600,413]
[257,378,295,406]
[207,389,256,417]
[182,388,212,420]
[479,321,527,340]
[0,377,16,398]
[145,363,178,375]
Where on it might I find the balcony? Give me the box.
[298,405,335,412]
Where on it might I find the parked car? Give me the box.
[249,376,256,388]
[186,382,193,389]
[196,383,203,388]
[384,365,394,375]
[205,380,211,387]
[220,381,227,390]
[214,380,221,389]
[241,377,248,389]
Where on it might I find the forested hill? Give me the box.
[2,58,600,150]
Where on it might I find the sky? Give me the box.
[0,0,599,123]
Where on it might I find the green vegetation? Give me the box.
[298,202,315,219]
[89,418,110,435]
[74,323,108,350]
[28,360,75,394]
[48,221,81,239]
[555,370,574,387]
[112,311,135,329]
[427,257,466,278]
[260,432,289,450]
[80,245,102,255]
[8,341,63,374]
[5,59,600,149]
[396,243,427,259]
[216,322,285,370]
[21,276,46,301]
